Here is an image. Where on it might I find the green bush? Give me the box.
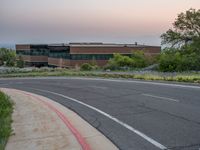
[159,51,179,72]
[80,63,93,71]
[105,51,151,70]
[131,51,148,68]
[159,48,200,72]
[0,91,13,150]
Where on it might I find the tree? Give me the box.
[161,8,200,47]
[0,48,16,67]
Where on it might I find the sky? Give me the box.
[0,0,200,46]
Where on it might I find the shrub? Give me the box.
[159,48,200,72]
[131,51,148,68]
[159,52,180,72]
[104,54,133,70]
[80,63,93,71]
[104,59,119,70]
[105,51,151,70]
[0,91,13,150]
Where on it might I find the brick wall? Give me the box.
[16,45,30,50]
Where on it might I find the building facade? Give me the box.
[16,43,161,68]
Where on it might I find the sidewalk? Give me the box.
[1,88,118,150]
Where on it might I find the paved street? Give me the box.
[1,77,200,150]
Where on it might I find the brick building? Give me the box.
[16,43,161,68]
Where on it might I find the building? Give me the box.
[16,43,161,68]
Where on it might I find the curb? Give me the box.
[14,89,90,150]
[1,88,118,150]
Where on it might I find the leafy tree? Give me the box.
[0,48,16,67]
[161,8,200,47]
[159,8,200,72]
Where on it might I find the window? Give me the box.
[30,48,49,56]
[16,50,30,55]
[70,54,114,60]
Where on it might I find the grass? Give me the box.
[0,91,13,150]
[0,69,200,83]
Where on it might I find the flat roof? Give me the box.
[68,43,160,48]
[16,43,160,48]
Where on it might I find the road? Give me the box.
[1,77,200,150]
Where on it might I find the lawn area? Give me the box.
[0,67,200,84]
[0,91,13,150]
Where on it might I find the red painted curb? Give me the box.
[13,89,91,150]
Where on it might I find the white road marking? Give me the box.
[31,88,167,150]
[88,85,108,90]
[142,94,180,102]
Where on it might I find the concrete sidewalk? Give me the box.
[1,88,118,150]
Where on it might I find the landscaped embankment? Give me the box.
[0,67,200,83]
[0,91,13,150]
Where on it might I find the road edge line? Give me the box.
[32,88,167,150]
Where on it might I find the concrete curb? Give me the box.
[1,88,118,150]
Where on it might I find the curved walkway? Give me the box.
[1,88,118,150]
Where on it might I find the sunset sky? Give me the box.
[0,0,200,46]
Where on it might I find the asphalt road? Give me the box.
[1,77,200,150]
